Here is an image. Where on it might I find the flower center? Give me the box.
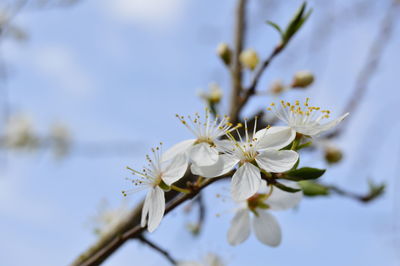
[247,193,270,213]
[267,98,331,126]
[195,137,215,146]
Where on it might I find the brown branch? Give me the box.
[137,235,177,265]
[229,0,247,123]
[328,0,399,138]
[72,173,232,266]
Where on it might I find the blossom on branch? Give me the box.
[124,145,188,232]
[191,120,298,201]
[163,110,240,167]
[268,98,349,137]
[227,183,302,246]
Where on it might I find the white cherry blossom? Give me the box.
[227,184,303,247]
[124,145,188,232]
[163,110,240,167]
[191,120,298,201]
[267,98,349,137]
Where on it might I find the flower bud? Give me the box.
[324,146,343,164]
[198,83,223,104]
[292,70,314,88]
[216,43,232,66]
[239,49,259,70]
[269,80,286,95]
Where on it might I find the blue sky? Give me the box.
[0,0,399,265]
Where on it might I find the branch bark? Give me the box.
[229,0,247,123]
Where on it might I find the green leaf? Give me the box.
[274,182,302,193]
[282,2,312,45]
[298,181,330,197]
[283,167,326,181]
[266,20,283,37]
[289,158,300,171]
[297,141,312,150]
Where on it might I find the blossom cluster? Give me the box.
[124,99,348,246]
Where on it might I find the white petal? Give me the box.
[231,163,262,201]
[254,126,296,150]
[227,208,251,246]
[295,113,350,136]
[141,189,152,228]
[162,154,188,186]
[189,142,219,166]
[191,154,239,178]
[256,149,299,173]
[267,183,303,210]
[292,125,321,136]
[318,112,349,135]
[162,139,196,162]
[147,186,165,232]
[214,139,235,152]
[252,211,282,247]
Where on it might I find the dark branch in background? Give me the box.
[137,235,177,265]
[327,0,399,138]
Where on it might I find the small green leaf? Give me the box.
[283,167,326,181]
[297,141,312,150]
[282,2,312,45]
[266,20,283,37]
[274,182,302,193]
[298,181,330,197]
[289,158,300,171]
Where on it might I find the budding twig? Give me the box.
[323,183,385,203]
[231,41,285,122]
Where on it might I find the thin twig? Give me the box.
[234,44,283,115]
[324,183,384,203]
[137,235,177,265]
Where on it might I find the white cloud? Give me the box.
[33,46,95,98]
[104,0,186,28]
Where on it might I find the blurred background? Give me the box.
[0,0,399,265]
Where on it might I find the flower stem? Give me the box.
[170,185,191,194]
